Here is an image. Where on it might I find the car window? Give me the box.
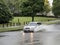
[37,23,41,25]
[28,23,37,26]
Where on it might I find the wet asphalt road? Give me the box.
[0,24,60,45]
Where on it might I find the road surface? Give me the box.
[0,24,60,45]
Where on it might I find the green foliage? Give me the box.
[0,3,13,23]
[20,0,44,21]
[0,0,27,14]
[21,0,44,13]
[44,0,51,13]
[52,0,60,17]
[0,0,51,17]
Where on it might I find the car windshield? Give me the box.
[28,23,37,26]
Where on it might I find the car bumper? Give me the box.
[23,29,34,33]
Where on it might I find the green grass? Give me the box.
[0,25,23,32]
[44,20,60,24]
[11,17,57,24]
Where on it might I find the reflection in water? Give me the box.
[0,24,60,45]
[22,32,25,45]
[23,32,25,36]
[30,33,33,42]
[30,33,33,45]
[22,32,34,45]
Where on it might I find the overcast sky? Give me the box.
[48,0,53,6]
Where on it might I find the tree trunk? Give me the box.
[31,13,35,22]
[32,16,34,22]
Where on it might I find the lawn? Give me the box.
[11,17,57,24]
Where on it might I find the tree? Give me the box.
[0,3,13,23]
[8,0,21,14]
[0,0,22,14]
[0,0,4,4]
[44,0,51,15]
[20,0,44,21]
[52,0,60,17]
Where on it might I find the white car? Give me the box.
[23,22,41,32]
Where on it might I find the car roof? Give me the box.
[29,22,41,23]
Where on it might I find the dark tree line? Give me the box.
[0,3,13,23]
[0,0,59,24]
[20,0,44,21]
[52,0,60,18]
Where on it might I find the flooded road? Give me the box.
[0,24,60,45]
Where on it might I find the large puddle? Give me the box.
[0,24,60,45]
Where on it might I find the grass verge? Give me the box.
[44,20,60,25]
[0,25,23,32]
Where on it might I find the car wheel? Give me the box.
[31,31,34,33]
[24,30,28,33]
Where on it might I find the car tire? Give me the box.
[24,30,28,33]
